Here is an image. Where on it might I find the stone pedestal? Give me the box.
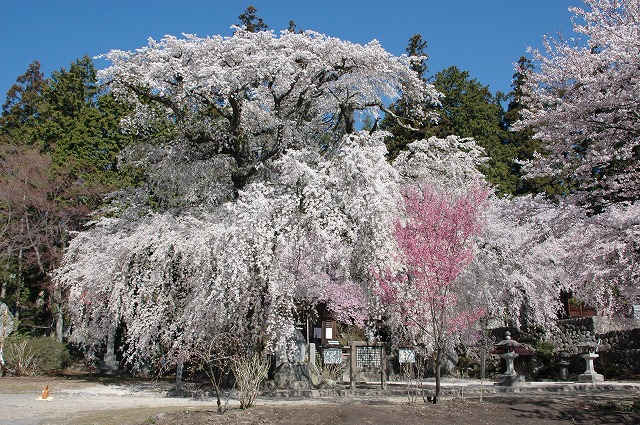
[496,373,526,386]
[577,341,604,383]
[496,350,525,386]
[503,350,517,375]
[494,332,528,387]
[558,360,570,381]
[578,352,604,382]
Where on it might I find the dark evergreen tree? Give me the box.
[237,5,268,33]
[287,20,302,33]
[502,57,565,197]
[0,61,47,141]
[381,34,433,158]
[37,55,133,190]
[426,66,517,195]
[0,56,135,337]
[405,33,428,79]
[383,58,518,195]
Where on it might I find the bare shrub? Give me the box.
[231,352,269,409]
[193,333,242,414]
[401,348,431,404]
[6,340,38,376]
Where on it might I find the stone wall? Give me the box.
[553,316,640,377]
[554,317,597,355]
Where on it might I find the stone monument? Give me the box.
[272,329,313,390]
[576,340,604,383]
[494,331,527,386]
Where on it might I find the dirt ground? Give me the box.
[147,393,640,425]
[153,395,640,425]
[1,376,639,425]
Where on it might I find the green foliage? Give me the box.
[501,56,566,197]
[382,47,568,197]
[0,60,47,141]
[382,58,520,195]
[0,56,137,336]
[602,364,632,380]
[30,335,71,372]
[534,340,555,359]
[4,335,70,375]
[426,66,516,195]
[405,33,428,79]
[381,34,431,159]
[1,55,136,195]
[37,55,135,191]
[454,354,480,378]
[0,257,22,310]
[336,324,365,346]
[237,5,268,33]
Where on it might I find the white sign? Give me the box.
[323,348,342,364]
[398,348,416,364]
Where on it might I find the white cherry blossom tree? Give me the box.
[100,29,439,195]
[518,0,640,207]
[56,28,443,369]
[513,0,639,317]
[56,27,595,375]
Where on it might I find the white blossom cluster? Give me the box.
[518,0,640,206]
[468,194,640,331]
[509,0,639,322]
[59,29,446,366]
[55,123,507,367]
[54,20,640,370]
[99,28,439,187]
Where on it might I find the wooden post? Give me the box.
[349,341,356,390]
[380,343,386,390]
[176,353,184,395]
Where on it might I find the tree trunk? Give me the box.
[103,329,117,372]
[433,348,442,404]
[176,354,184,395]
[53,288,64,342]
[14,248,23,322]
[55,304,63,342]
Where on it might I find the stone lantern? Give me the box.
[494,331,526,386]
[557,355,570,381]
[576,340,604,383]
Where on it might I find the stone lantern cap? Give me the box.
[492,331,535,356]
[494,331,521,350]
[576,340,600,353]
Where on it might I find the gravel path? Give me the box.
[0,378,219,425]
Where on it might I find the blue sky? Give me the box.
[0,0,578,101]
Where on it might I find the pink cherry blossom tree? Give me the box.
[375,184,488,403]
